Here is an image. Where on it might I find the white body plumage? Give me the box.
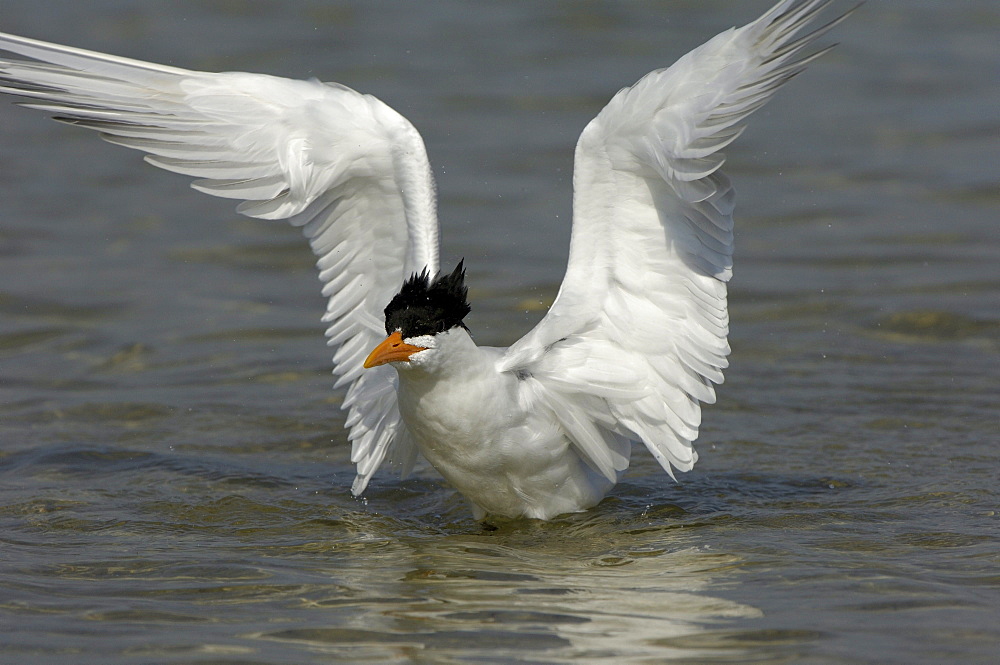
[393,329,616,520]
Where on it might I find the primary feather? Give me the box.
[501,0,856,484]
[0,30,440,494]
[0,0,854,519]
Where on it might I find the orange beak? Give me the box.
[363,331,429,368]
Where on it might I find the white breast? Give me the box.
[394,330,615,519]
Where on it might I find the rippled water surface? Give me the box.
[1,1,998,663]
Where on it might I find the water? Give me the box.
[1,1,997,663]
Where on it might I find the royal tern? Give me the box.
[0,0,854,519]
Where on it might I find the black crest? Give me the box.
[384,260,471,338]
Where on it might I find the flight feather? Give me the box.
[0,31,442,493]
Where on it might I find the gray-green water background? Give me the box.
[1,1,997,663]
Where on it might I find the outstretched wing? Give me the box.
[0,32,440,493]
[500,0,853,480]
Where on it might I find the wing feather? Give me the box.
[0,31,440,493]
[500,0,855,477]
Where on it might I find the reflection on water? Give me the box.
[2,442,763,662]
[258,533,757,662]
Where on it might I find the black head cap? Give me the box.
[384,260,471,338]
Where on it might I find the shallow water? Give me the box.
[1,1,998,663]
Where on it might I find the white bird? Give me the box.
[0,0,853,520]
